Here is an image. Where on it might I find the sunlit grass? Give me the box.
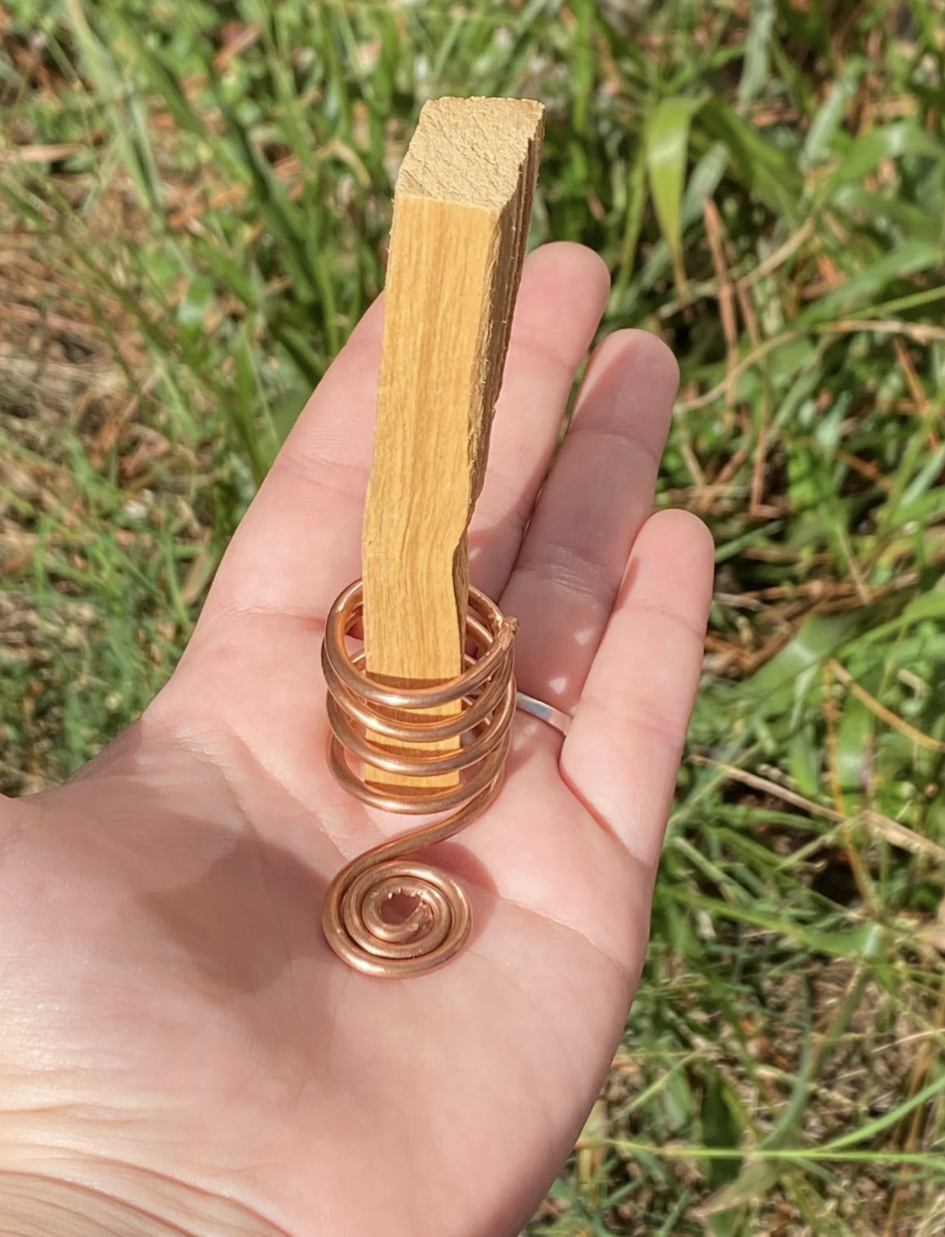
[1,1,944,1232]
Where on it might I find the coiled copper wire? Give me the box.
[321,579,517,977]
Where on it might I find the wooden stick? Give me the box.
[361,96,544,789]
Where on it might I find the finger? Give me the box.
[198,243,608,633]
[500,330,679,714]
[562,509,714,866]
[469,245,609,598]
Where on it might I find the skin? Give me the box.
[0,244,714,1237]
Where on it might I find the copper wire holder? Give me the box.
[321,580,517,978]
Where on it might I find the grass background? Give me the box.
[2,0,945,1232]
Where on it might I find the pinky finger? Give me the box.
[561,509,715,869]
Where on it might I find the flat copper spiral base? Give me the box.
[321,580,516,977]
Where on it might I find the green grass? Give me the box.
[2,0,945,1232]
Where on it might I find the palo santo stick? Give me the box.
[361,96,544,790]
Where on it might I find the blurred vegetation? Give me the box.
[2,1,945,1233]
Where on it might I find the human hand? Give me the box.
[0,243,713,1237]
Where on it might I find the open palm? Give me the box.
[0,245,713,1237]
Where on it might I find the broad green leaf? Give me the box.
[697,98,804,220]
[900,442,945,511]
[801,56,865,170]
[176,275,215,339]
[831,185,942,244]
[743,613,865,700]
[895,483,945,526]
[801,239,944,325]
[898,588,945,624]
[836,695,874,793]
[737,0,775,113]
[788,725,821,798]
[826,120,945,195]
[854,587,945,648]
[635,142,729,299]
[645,96,703,295]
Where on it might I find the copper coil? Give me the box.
[321,579,517,978]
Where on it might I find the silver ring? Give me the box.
[515,691,572,737]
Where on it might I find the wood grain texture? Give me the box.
[362,96,543,789]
